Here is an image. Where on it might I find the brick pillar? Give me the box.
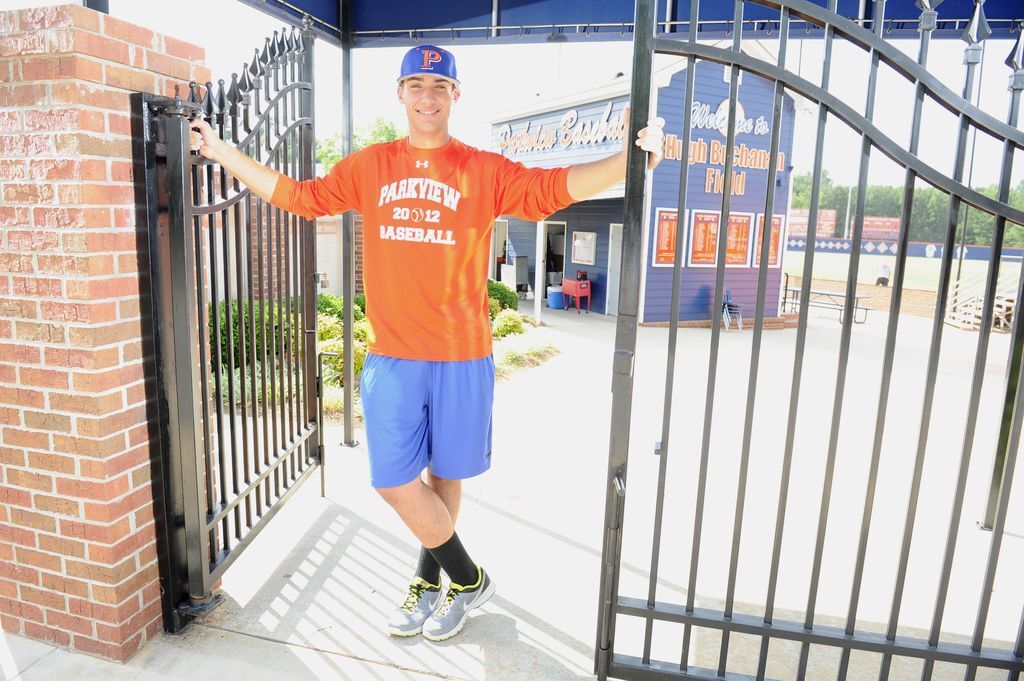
[0,4,211,661]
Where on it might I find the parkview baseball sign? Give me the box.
[496,101,626,155]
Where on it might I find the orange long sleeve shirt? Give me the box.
[271,137,575,361]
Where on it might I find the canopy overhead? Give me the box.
[239,0,1021,47]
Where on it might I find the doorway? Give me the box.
[606,223,623,315]
[490,219,509,280]
[544,223,566,292]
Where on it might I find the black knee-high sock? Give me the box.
[414,546,441,586]
[426,532,478,587]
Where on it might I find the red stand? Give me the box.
[561,278,591,314]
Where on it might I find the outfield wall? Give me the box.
[786,236,1024,263]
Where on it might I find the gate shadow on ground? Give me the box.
[205,498,594,680]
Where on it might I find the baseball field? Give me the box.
[783,251,1021,292]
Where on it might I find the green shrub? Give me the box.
[317,313,342,341]
[209,354,304,407]
[487,280,518,311]
[488,297,502,321]
[209,299,292,370]
[317,293,365,322]
[318,314,369,344]
[352,319,370,343]
[354,294,367,314]
[492,308,526,339]
[320,338,367,387]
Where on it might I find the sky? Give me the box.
[7,0,1022,189]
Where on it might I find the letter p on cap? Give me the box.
[421,49,442,69]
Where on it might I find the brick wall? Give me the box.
[0,4,211,661]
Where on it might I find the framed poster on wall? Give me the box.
[753,213,786,267]
[652,208,688,268]
[688,210,719,266]
[571,231,597,266]
[688,211,754,267]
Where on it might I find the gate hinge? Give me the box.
[612,467,626,497]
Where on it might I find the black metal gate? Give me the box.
[135,18,321,631]
[599,0,1024,679]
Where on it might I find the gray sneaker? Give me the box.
[387,577,441,636]
[422,567,494,642]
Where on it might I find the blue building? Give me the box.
[490,56,796,324]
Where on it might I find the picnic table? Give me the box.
[783,285,869,324]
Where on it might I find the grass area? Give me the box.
[494,344,560,381]
[784,251,1019,291]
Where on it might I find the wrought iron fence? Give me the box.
[599,0,1024,679]
[136,18,320,628]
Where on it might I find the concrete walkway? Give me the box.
[3,307,1022,680]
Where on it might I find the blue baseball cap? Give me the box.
[398,45,459,86]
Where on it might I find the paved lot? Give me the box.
[2,307,1021,680]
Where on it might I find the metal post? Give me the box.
[297,17,322,493]
[160,100,213,604]
[534,221,545,323]
[982,31,1024,529]
[594,0,655,677]
[136,93,191,634]
[340,0,358,448]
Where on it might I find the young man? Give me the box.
[190,44,664,641]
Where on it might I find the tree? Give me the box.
[788,174,1024,247]
[315,117,404,172]
[353,117,402,152]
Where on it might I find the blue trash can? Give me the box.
[547,285,564,309]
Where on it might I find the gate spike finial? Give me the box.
[269,31,279,61]
[260,37,272,66]
[214,78,227,117]
[302,14,313,32]
[1007,29,1024,71]
[276,28,288,57]
[201,81,215,119]
[187,80,201,106]
[238,65,253,94]
[961,0,991,45]
[250,48,265,78]
[915,0,942,10]
[227,72,240,111]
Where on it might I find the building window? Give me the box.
[572,231,597,266]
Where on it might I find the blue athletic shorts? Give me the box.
[360,353,495,488]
